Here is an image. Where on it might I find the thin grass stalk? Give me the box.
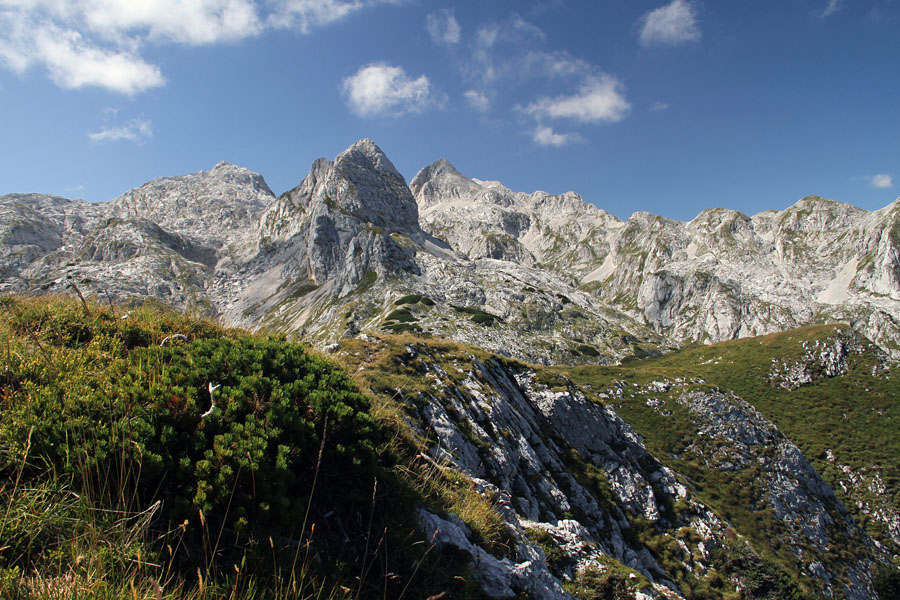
[0,426,33,545]
[289,416,328,592]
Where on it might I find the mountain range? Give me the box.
[3,138,899,364]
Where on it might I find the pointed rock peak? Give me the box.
[202,162,273,196]
[795,195,838,208]
[335,138,402,180]
[776,195,867,231]
[690,207,751,228]
[279,139,420,234]
[787,195,867,215]
[410,158,485,210]
[787,195,866,215]
[411,158,465,184]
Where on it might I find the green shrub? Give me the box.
[385,308,416,323]
[565,564,639,600]
[576,344,601,357]
[709,541,808,600]
[0,300,387,565]
[451,305,501,327]
[383,323,422,334]
[394,294,435,307]
[874,563,900,600]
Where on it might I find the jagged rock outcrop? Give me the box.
[0,164,274,310]
[339,336,892,599]
[251,139,423,292]
[108,161,273,248]
[412,160,900,356]
[411,159,621,275]
[676,389,878,599]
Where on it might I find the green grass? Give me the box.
[560,323,900,594]
[0,295,499,600]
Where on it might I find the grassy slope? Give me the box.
[0,295,502,600]
[2,294,898,599]
[562,324,900,586]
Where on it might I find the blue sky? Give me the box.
[1,0,898,221]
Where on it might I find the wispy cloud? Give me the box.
[89,115,153,144]
[342,62,443,117]
[466,14,549,87]
[822,0,843,17]
[0,0,398,94]
[464,89,491,112]
[532,125,580,147]
[867,174,894,189]
[639,0,701,46]
[268,0,399,33]
[426,8,461,46]
[447,13,630,146]
[650,101,670,112]
[522,76,630,124]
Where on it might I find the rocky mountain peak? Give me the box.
[313,139,420,233]
[410,158,480,209]
[771,195,867,232]
[108,162,274,247]
[335,138,399,176]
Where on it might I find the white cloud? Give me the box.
[639,0,700,46]
[78,0,263,45]
[868,174,894,189]
[464,89,490,112]
[522,76,630,124]
[467,15,551,86]
[650,101,670,112]
[89,116,153,144]
[822,0,842,17]
[426,8,460,46]
[522,50,590,79]
[36,27,164,94]
[0,0,401,94]
[268,0,364,32]
[342,62,442,117]
[533,125,579,147]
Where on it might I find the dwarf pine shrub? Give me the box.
[0,296,387,570]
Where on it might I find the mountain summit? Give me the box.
[2,139,900,362]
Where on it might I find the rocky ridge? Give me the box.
[4,138,900,366]
[412,160,900,357]
[338,334,892,599]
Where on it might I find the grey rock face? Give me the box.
[108,161,273,248]
[676,389,880,600]
[412,159,900,356]
[412,159,621,275]
[394,342,721,598]
[354,338,888,599]
[0,163,274,310]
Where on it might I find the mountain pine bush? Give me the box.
[0,296,386,572]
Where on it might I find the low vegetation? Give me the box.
[2,295,897,599]
[562,324,900,596]
[0,295,498,599]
